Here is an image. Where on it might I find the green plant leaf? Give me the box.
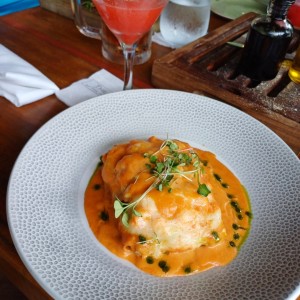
[150,155,157,163]
[122,212,129,227]
[114,200,124,218]
[197,184,211,197]
[133,208,142,217]
[156,162,165,173]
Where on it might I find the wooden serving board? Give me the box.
[152,13,300,154]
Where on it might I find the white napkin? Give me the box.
[0,44,59,107]
[55,69,123,106]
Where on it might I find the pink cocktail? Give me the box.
[93,0,169,89]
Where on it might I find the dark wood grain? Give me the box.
[185,13,256,64]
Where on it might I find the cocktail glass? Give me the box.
[92,0,169,90]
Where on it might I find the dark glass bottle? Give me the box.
[238,0,295,81]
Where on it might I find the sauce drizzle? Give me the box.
[84,137,251,277]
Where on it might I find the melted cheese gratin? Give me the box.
[84,137,251,277]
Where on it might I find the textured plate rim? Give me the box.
[6,89,300,299]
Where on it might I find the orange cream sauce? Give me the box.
[84,137,251,277]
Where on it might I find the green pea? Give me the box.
[229,241,236,247]
[93,184,101,190]
[99,211,109,221]
[146,256,154,264]
[184,266,192,274]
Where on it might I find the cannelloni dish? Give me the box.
[84,137,251,276]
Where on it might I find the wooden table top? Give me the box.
[0,7,298,300]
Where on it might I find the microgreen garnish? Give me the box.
[113,139,208,227]
[114,194,144,227]
[82,0,95,10]
[197,184,211,197]
[149,155,158,163]
[145,163,152,170]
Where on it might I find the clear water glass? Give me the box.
[160,0,211,48]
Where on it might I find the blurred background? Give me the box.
[0,0,39,16]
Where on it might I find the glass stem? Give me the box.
[121,43,137,90]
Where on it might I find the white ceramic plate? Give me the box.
[7,89,300,300]
[211,0,267,19]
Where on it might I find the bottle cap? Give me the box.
[267,0,296,19]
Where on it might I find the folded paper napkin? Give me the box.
[55,69,123,106]
[0,44,59,107]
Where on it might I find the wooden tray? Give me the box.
[152,13,300,154]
